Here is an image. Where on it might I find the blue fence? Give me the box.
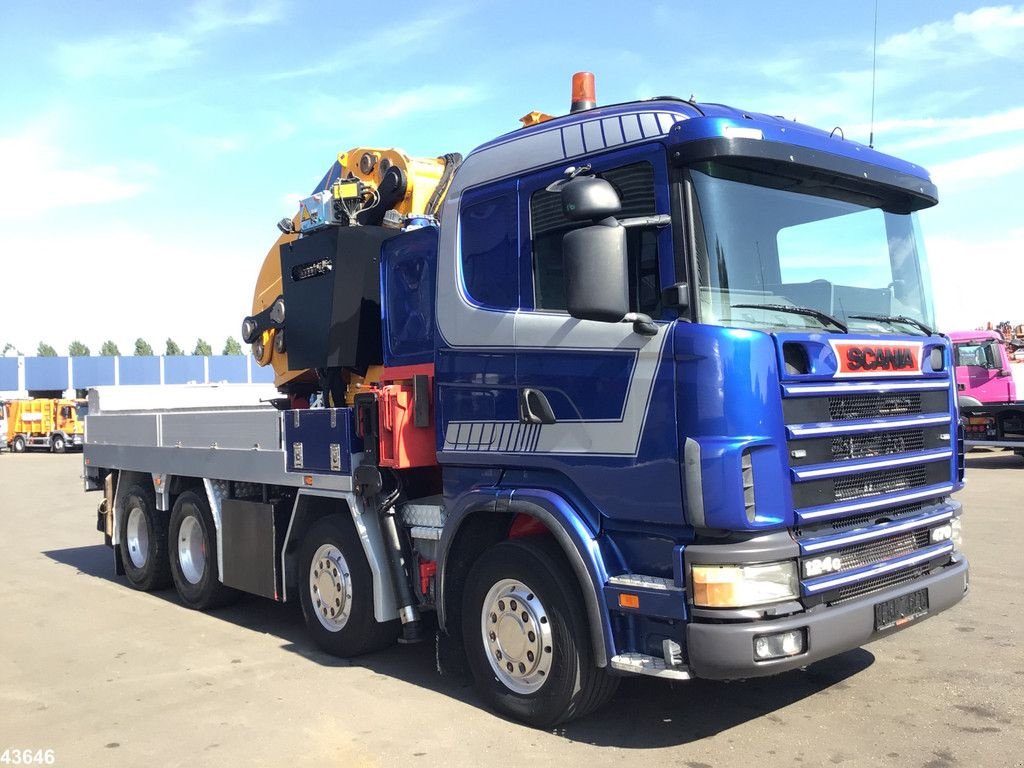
[0,358,17,391]
[0,355,275,393]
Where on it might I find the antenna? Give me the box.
[869,0,878,148]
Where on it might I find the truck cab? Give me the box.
[950,330,1015,405]
[8,398,86,453]
[430,98,966,694]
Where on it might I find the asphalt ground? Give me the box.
[0,451,1020,768]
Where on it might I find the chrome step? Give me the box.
[610,653,692,680]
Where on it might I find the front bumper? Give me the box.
[686,556,968,679]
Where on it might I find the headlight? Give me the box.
[951,517,963,552]
[691,561,798,608]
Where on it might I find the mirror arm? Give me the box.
[619,214,672,229]
[623,312,658,336]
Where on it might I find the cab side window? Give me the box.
[529,162,660,315]
[459,186,518,309]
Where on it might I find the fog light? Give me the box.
[951,518,963,552]
[753,629,806,661]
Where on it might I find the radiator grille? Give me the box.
[833,529,931,573]
[831,429,925,461]
[828,392,922,421]
[829,503,926,531]
[827,566,929,605]
[833,466,927,501]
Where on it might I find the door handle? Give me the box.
[519,388,556,425]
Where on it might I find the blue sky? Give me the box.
[1,1,1021,354]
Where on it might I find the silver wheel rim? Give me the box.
[53,437,63,450]
[125,505,149,569]
[177,513,206,585]
[309,544,353,632]
[481,578,554,694]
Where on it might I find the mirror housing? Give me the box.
[563,223,629,322]
[560,175,622,222]
[662,282,690,312]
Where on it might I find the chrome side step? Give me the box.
[610,653,693,680]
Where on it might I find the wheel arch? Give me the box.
[280,490,398,623]
[438,489,612,668]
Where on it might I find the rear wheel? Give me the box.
[12,435,26,453]
[51,434,66,453]
[168,489,239,609]
[297,515,398,657]
[118,484,172,591]
[462,539,619,727]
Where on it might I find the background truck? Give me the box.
[84,73,968,727]
[951,329,1024,450]
[7,397,87,453]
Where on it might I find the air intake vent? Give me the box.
[833,466,927,501]
[828,392,922,421]
[742,450,755,522]
[828,566,928,605]
[831,429,925,460]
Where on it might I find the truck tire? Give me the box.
[297,514,399,657]
[168,489,240,610]
[51,434,66,453]
[462,538,619,728]
[118,484,172,591]
[12,435,26,453]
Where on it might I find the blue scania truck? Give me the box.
[84,73,967,727]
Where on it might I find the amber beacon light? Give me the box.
[570,71,596,113]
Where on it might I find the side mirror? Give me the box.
[560,175,621,222]
[563,223,629,322]
[998,369,1012,377]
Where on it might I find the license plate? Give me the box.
[874,588,929,631]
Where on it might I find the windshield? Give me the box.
[76,404,89,421]
[688,160,935,335]
[954,342,1002,369]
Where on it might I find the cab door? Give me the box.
[510,145,683,524]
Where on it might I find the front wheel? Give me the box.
[51,434,66,453]
[12,435,26,453]
[462,539,618,728]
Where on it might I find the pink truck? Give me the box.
[950,330,1024,448]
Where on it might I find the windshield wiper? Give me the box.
[847,314,935,336]
[732,303,848,333]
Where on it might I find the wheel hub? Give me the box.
[481,579,554,694]
[309,544,352,632]
[125,505,149,569]
[177,512,206,585]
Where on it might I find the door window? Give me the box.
[528,162,661,315]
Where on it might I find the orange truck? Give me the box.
[5,398,87,453]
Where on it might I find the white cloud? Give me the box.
[56,33,195,78]
[265,8,470,81]
[928,143,1024,188]
[55,0,283,79]
[846,106,1024,152]
[879,5,1024,62]
[0,129,147,218]
[308,84,483,130]
[189,0,284,33]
